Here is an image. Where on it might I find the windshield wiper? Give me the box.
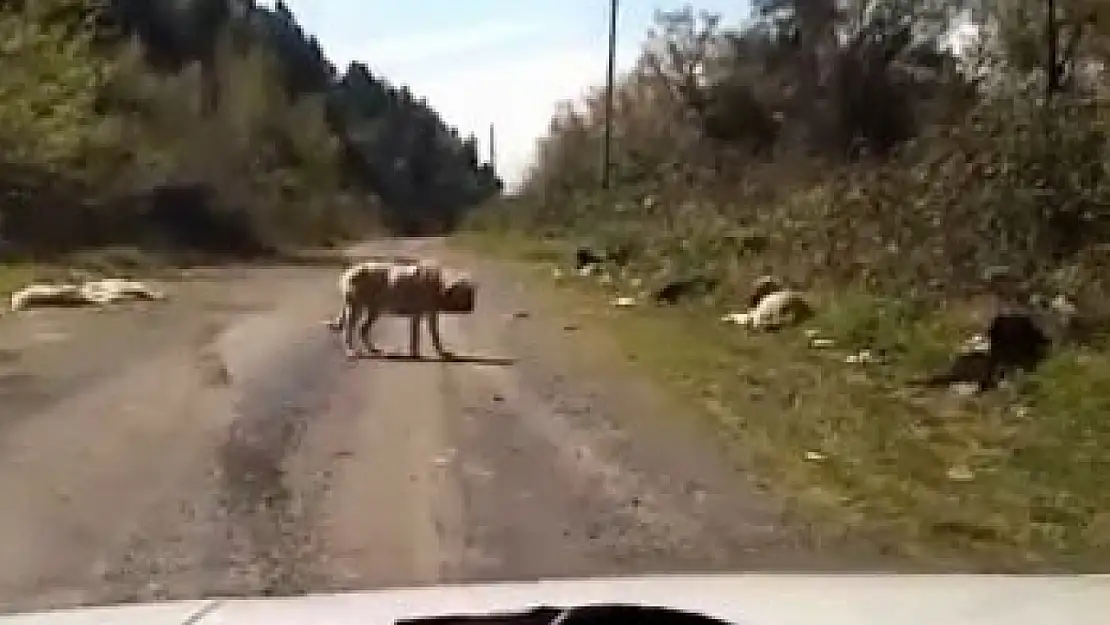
[397,606,562,625]
[397,603,740,625]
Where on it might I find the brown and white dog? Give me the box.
[328,259,474,359]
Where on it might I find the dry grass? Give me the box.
[456,230,1110,572]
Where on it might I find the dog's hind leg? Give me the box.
[426,312,453,360]
[407,313,422,358]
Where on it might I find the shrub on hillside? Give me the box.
[486,3,1110,311]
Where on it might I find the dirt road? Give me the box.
[0,237,898,615]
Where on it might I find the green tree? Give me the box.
[0,0,114,169]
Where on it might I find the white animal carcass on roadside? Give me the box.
[9,278,166,312]
[721,275,813,331]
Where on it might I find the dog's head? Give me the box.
[442,277,476,313]
[749,275,785,309]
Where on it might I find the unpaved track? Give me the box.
[0,238,900,615]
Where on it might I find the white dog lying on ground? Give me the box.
[328,259,474,360]
[9,278,166,312]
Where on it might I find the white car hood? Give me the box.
[1,574,1108,625]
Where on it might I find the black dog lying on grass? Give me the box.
[915,309,1051,392]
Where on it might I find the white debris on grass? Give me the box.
[960,333,991,354]
[950,382,980,397]
[946,465,975,482]
[1050,293,1077,316]
[844,349,882,364]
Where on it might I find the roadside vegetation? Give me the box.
[459,1,1110,571]
[1,0,500,296]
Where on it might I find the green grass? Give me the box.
[455,229,1110,572]
[0,263,38,300]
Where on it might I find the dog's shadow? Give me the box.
[357,351,516,366]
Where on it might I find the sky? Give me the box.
[271,1,753,190]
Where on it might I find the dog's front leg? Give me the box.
[341,301,360,359]
[358,306,381,356]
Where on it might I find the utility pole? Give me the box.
[488,123,496,173]
[1046,0,1057,107]
[601,0,618,190]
